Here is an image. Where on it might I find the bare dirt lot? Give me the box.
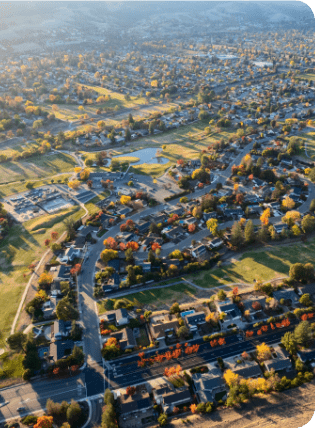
[169,381,315,428]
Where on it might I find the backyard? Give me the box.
[0,205,84,340]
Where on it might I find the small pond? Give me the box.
[112,147,169,165]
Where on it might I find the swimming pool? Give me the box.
[180,310,195,317]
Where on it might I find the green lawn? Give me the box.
[0,352,24,379]
[0,173,72,198]
[84,191,110,215]
[97,282,196,314]
[300,130,315,159]
[136,327,150,348]
[0,152,76,185]
[0,205,85,339]
[296,73,315,82]
[191,240,315,288]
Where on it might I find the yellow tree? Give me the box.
[256,342,271,361]
[38,273,53,285]
[207,218,219,236]
[68,180,81,190]
[224,369,239,386]
[282,210,301,226]
[74,167,82,173]
[80,169,90,181]
[282,196,295,211]
[100,249,118,264]
[260,208,270,226]
[120,195,131,205]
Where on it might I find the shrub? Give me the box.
[21,415,38,426]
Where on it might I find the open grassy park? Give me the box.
[191,240,315,288]
[97,282,196,314]
[0,205,85,340]
[0,152,76,186]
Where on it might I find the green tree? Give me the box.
[157,413,168,427]
[56,297,79,321]
[217,290,227,301]
[299,293,312,307]
[244,219,255,244]
[230,221,244,248]
[294,321,312,346]
[66,400,82,428]
[301,214,315,234]
[104,389,115,406]
[309,199,315,212]
[7,332,27,352]
[170,302,181,314]
[281,331,298,354]
[101,403,116,428]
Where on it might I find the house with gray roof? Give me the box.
[264,346,292,373]
[273,289,298,305]
[192,363,226,403]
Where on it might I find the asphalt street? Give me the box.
[0,375,86,423]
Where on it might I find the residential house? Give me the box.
[216,300,242,323]
[64,246,81,263]
[51,320,71,341]
[118,385,154,428]
[192,364,226,403]
[224,356,262,379]
[100,213,116,229]
[103,308,130,326]
[49,339,75,362]
[273,289,298,305]
[42,297,57,319]
[264,346,292,373]
[117,206,133,216]
[297,347,315,364]
[153,384,191,414]
[136,220,151,234]
[149,314,179,341]
[208,238,223,250]
[109,328,136,350]
[192,244,208,261]
[185,311,206,332]
[297,284,315,298]
[50,265,71,285]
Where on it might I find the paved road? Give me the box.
[0,375,86,423]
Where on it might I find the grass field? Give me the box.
[300,129,315,159]
[0,173,72,198]
[0,352,24,380]
[84,191,110,215]
[0,205,84,339]
[0,153,76,186]
[296,73,315,82]
[191,240,315,288]
[97,283,195,314]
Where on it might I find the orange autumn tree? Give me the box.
[260,208,270,226]
[126,241,139,251]
[164,365,182,377]
[103,237,118,249]
[188,224,196,233]
[190,404,197,414]
[151,242,161,251]
[34,416,53,428]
